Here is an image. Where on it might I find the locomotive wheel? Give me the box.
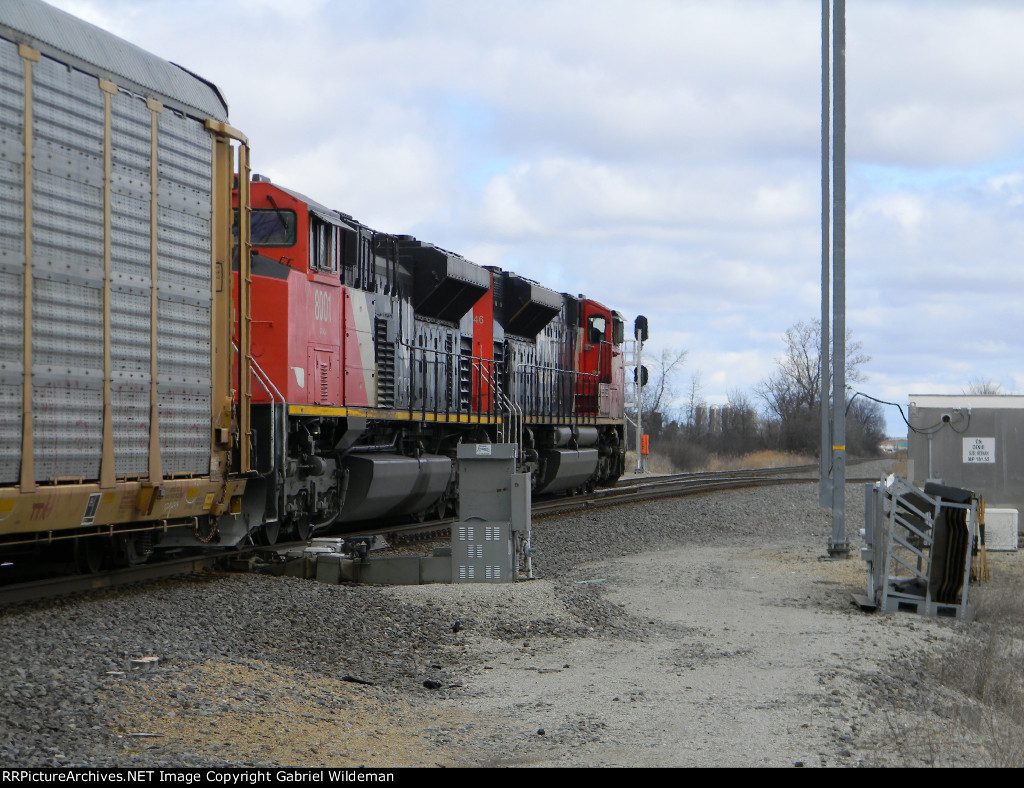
[293,516,311,542]
[255,520,280,546]
[429,493,450,521]
[121,533,154,567]
[73,537,104,574]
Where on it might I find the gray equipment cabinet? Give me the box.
[452,444,533,583]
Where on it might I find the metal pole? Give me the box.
[819,0,832,507]
[828,0,849,558]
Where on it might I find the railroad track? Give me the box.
[0,459,888,606]
[534,459,880,517]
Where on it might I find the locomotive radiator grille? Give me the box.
[458,334,472,411]
[319,358,330,403]
[375,317,395,409]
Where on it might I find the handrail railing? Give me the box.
[234,342,285,512]
[510,363,601,424]
[478,363,522,450]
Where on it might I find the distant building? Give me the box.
[879,438,907,454]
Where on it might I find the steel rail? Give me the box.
[1,460,887,605]
[0,552,226,607]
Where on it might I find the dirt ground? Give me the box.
[101,490,1023,768]
[391,540,990,767]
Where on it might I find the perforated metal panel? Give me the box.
[157,386,210,476]
[112,381,148,476]
[30,56,105,481]
[0,0,229,123]
[32,377,103,480]
[452,521,512,582]
[109,92,152,477]
[0,39,23,484]
[154,107,212,476]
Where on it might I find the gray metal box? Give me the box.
[419,555,453,584]
[907,395,1024,528]
[510,473,531,534]
[452,444,531,583]
[985,508,1019,551]
[451,520,513,583]
[457,442,517,522]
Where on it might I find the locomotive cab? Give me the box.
[577,298,622,419]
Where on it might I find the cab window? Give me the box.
[251,208,296,246]
[587,315,607,344]
[311,218,337,273]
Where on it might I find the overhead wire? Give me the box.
[846,390,970,435]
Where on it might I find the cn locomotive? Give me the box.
[234,177,626,545]
[0,0,626,571]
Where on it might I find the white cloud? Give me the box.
[40,0,1024,433]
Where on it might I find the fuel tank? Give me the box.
[339,453,452,522]
[534,448,599,495]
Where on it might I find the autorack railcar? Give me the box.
[0,0,252,569]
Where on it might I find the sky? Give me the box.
[46,0,1024,437]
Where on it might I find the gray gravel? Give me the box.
[3,461,1007,767]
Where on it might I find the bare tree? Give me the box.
[628,346,687,444]
[964,378,1004,396]
[639,347,688,421]
[684,370,705,428]
[756,319,869,418]
[717,389,761,456]
[847,396,886,456]
[755,319,871,453]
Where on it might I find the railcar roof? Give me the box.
[0,0,229,122]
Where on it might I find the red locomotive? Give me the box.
[234,176,627,543]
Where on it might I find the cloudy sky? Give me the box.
[48,0,1024,436]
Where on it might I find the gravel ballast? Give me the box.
[1,464,1021,767]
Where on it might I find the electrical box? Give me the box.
[985,508,1019,552]
[452,444,532,583]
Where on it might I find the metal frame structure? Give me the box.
[863,475,977,620]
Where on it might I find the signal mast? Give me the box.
[631,316,649,473]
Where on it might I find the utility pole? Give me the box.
[821,0,849,558]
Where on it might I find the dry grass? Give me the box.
[908,564,1024,767]
[932,628,1024,767]
[703,450,814,471]
[624,450,677,475]
[107,659,469,767]
[625,449,814,475]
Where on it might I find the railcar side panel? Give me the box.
[31,52,106,482]
[110,89,156,478]
[0,39,25,485]
[0,0,249,556]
